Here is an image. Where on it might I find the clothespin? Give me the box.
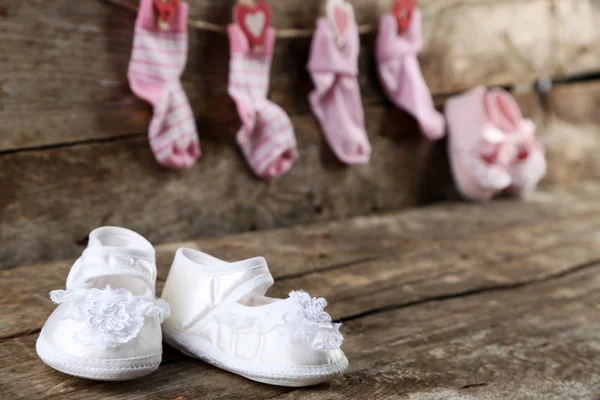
[324,0,354,48]
[153,0,180,31]
[233,0,271,53]
[392,0,416,34]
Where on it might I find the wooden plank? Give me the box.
[1,0,598,150]
[0,104,458,270]
[3,79,600,269]
[283,263,600,399]
[3,183,600,339]
[0,336,286,399]
[1,225,599,398]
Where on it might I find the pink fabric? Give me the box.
[127,0,200,169]
[227,24,297,180]
[376,11,445,140]
[307,18,371,165]
[446,86,546,201]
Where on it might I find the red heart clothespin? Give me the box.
[153,0,180,31]
[326,0,354,47]
[393,0,416,34]
[233,0,272,49]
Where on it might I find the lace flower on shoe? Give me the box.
[50,285,170,349]
[283,291,343,351]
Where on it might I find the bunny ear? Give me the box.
[485,88,523,133]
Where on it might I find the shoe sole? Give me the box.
[36,334,162,381]
[162,324,349,387]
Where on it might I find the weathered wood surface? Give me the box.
[3,81,600,269]
[0,104,457,270]
[520,81,600,186]
[1,0,598,150]
[2,182,600,340]
[2,183,600,399]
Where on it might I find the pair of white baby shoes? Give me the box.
[36,227,348,386]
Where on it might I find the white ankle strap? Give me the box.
[173,248,267,275]
[66,227,156,290]
[162,248,273,331]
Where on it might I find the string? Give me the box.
[102,0,375,37]
[102,0,542,37]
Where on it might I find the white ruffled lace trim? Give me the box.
[215,291,343,352]
[50,285,170,349]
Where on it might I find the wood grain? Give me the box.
[2,186,600,399]
[0,104,458,270]
[2,183,600,339]
[522,81,600,186]
[1,0,598,150]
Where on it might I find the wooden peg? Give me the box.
[392,0,416,34]
[324,0,354,47]
[233,0,271,53]
[153,0,180,31]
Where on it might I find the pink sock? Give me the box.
[127,0,200,169]
[307,18,371,165]
[227,25,298,180]
[376,11,445,140]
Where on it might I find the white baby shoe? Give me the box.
[161,249,349,387]
[36,227,170,380]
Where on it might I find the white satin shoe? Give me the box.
[36,227,170,381]
[161,248,349,387]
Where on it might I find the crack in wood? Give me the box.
[6,259,599,345]
[461,382,489,389]
[337,259,600,323]
[276,256,379,282]
[275,217,600,299]
[0,132,145,156]
[0,328,41,343]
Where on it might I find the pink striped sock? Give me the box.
[127,0,200,169]
[227,24,298,180]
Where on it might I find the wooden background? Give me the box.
[2,0,600,270]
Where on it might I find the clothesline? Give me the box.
[102,0,532,38]
[102,0,375,37]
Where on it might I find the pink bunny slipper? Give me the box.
[446,86,546,201]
